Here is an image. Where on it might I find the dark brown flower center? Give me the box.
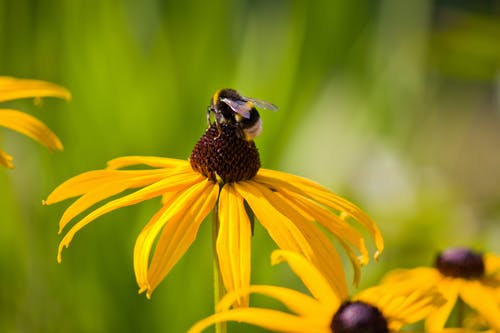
[189,123,260,183]
[435,247,485,279]
[331,301,389,333]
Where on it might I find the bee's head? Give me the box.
[211,89,243,115]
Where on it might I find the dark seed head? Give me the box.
[189,123,260,183]
[435,247,485,279]
[331,301,389,333]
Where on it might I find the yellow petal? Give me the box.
[0,109,63,151]
[0,76,71,102]
[216,285,327,319]
[425,279,459,332]
[188,308,327,333]
[216,184,252,306]
[56,171,177,232]
[135,180,218,297]
[161,191,177,206]
[45,170,134,204]
[484,253,500,277]
[249,182,349,299]
[275,187,367,284]
[460,280,500,331]
[0,149,13,169]
[106,155,189,169]
[256,170,384,259]
[134,205,170,293]
[368,268,446,330]
[355,283,445,331]
[235,181,313,258]
[280,189,368,260]
[439,328,497,333]
[271,250,344,310]
[45,166,192,205]
[381,267,439,285]
[237,181,348,301]
[236,181,339,297]
[388,290,443,330]
[57,172,204,263]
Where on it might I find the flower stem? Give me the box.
[212,207,227,333]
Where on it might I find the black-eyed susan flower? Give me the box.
[188,250,445,333]
[44,89,383,301]
[379,247,500,332]
[0,76,71,168]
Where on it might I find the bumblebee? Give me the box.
[207,88,278,141]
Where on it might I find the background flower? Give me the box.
[379,248,500,332]
[189,250,444,333]
[0,77,70,168]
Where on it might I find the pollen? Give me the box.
[189,123,261,183]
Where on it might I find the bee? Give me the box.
[207,88,278,141]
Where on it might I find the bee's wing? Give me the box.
[244,97,278,111]
[220,98,252,118]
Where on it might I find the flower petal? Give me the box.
[188,308,327,333]
[256,170,384,259]
[236,181,349,301]
[216,285,326,319]
[381,267,439,285]
[0,149,13,169]
[106,156,189,169]
[485,253,500,277]
[358,286,444,331]
[272,187,367,284]
[460,280,500,331]
[272,250,344,310]
[374,267,447,330]
[136,180,218,297]
[56,171,178,232]
[44,165,192,204]
[216,184,252,306]
[235,181,313,258]
[134,205,170,292]
[246,181,349,299]
[0,109,63,151]
[57,171,203,262]
[277,188,368,258]
[425,279,459,332]
[0,76,71,102]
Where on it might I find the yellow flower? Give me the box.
[44,98,383,301]
[0,76,71,168]
[379,247,500,332]
[188,250,444,333]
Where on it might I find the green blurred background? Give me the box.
[1,0,499,332]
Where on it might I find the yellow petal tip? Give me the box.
[138,287,152,299]
[358,255,368,266]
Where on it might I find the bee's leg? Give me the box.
[210,115,222,139]
[206,107,212,127]
[215,123,222,139]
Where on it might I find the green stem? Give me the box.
[212,207,227,333]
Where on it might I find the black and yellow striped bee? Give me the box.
[207,88,278,141]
